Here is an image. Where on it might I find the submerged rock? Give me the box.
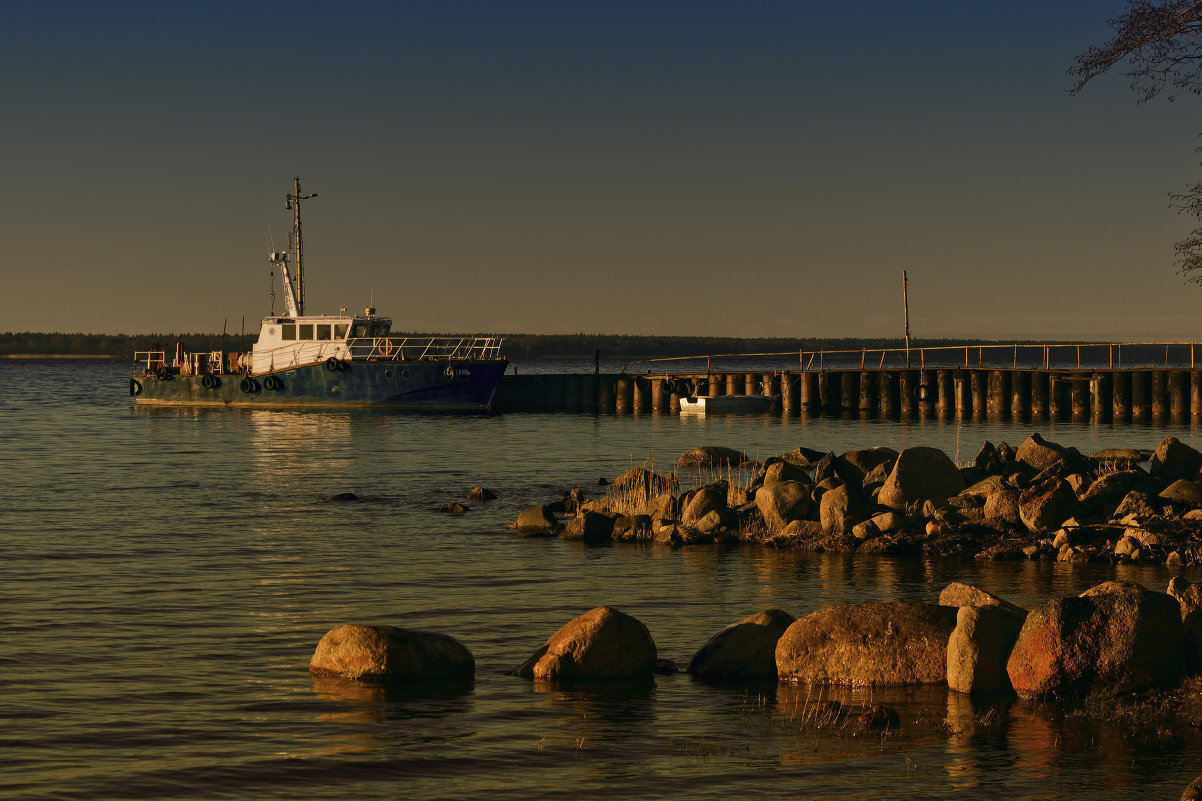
[687,608,795,682]
[514,606,657,682]
[309,624,474,682]
[1006,581,1186,700]
[775,602,958,686]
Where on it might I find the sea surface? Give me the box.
[5,358,1202,800]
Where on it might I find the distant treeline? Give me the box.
[0,331,1055,359]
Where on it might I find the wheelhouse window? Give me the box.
[281,324,296,341]
[350,324,367,338]
[299,324,314,339]
[334,324,348,339]
[316,324,331,340]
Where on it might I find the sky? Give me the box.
[3,0,1201,341]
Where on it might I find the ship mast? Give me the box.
[285,177,318,315]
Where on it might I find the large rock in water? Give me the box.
[559,510,616,542]
[687,608,796,682]
[946,605,1024,695]
[682,485,728,525]
[755,481,810,532]
[835,447,898,485]
[677,446,747,468]
[775,602,958,686]
[819,484,866,534]
[877,446,966,511]
[1150,436,1202,482]
[309,624,474,682]
[1006,581,1186,700]
[1018,478,1079,533]
[514,606,657,682]
[516,505,560,535]
[1015,433,1067,473]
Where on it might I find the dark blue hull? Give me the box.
[130,359,508,411]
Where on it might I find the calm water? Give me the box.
[5,358,1202,800]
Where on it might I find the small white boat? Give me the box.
[678,395,774,415]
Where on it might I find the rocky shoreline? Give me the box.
[509,433,1202,566]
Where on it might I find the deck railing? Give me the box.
[620,342,1202,374]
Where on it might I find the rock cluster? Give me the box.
[512,435,1202,565]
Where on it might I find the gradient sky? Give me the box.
[4,1,1201,340]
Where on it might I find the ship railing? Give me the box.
[347,336,503,362]
[133,351,167,371]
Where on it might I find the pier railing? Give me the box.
[620,341,1202,374]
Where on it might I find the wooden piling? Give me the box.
[1131,372,1149,420]
[726,373,739,396]
[1151,371,1168,417]
[899,370,917,418]
[1070,377,1089,418]
[801,371,820,415]
[987,370,1007,418]
[953,370,971,417]
[1193,371,1202,417]
[1010,371,1028,420]
[935,369,953,418]
[781,372,797,414]
[1169,370,1188,418]
[1048,375,1063,419]
[918,370,935,416]
[632,377,650,413]
[879,370,898,418]
[1030,371,1048,420]
[599,375,614,413]
[859,371,877,416]
[970,370,986,420]
[615,376,633,413]
[841,371,859,413]
[1112,370,1131,420]
[1090,373,1111,422]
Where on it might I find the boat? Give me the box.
[678,394,774,415]
[129,179,508,410]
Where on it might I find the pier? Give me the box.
[492,341,1202,421]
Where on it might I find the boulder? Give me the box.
[835,448,898,485]
[1113,490,1161,522]
[947,605,1024,695]
[682,485,728,525]
[515,606,657,682]
[611,467,678,496]
[559,510,616,542]
[438,502,468,514]
[1090,448,1146,469]
[1168,577,1202,671]
[938,582,1027,619]
[870,511,907,533]
[1018,478,1078,533]
[612,514,654,542]
[1160,479,1202,506]
[1015,433,1067,473]
[984,488,1022,526]
[1078,469,1153,515]
[819,484,866,535]
[677,446,747,468]
[466,486,496,500]
[687,608,796,682]
[761,459,813,487]
[309,624,474,682]
[1182,775,1202,801]
[755,481,811,532]
[327,492,358,502]
[1150,436,1202,482]
[775,602,958,686]
[516,505,560,535]
[878,447,966,511]
[779,446,827,468]
[642,492,679,521]
[1006,582,1187,700]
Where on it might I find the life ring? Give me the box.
[129,378,142,396]
[155,366,169,380]
[444,365,455,380]
[201,374,217,389]
[240,377,257,393]
[379,340,394,358]
[325,356,340,372]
